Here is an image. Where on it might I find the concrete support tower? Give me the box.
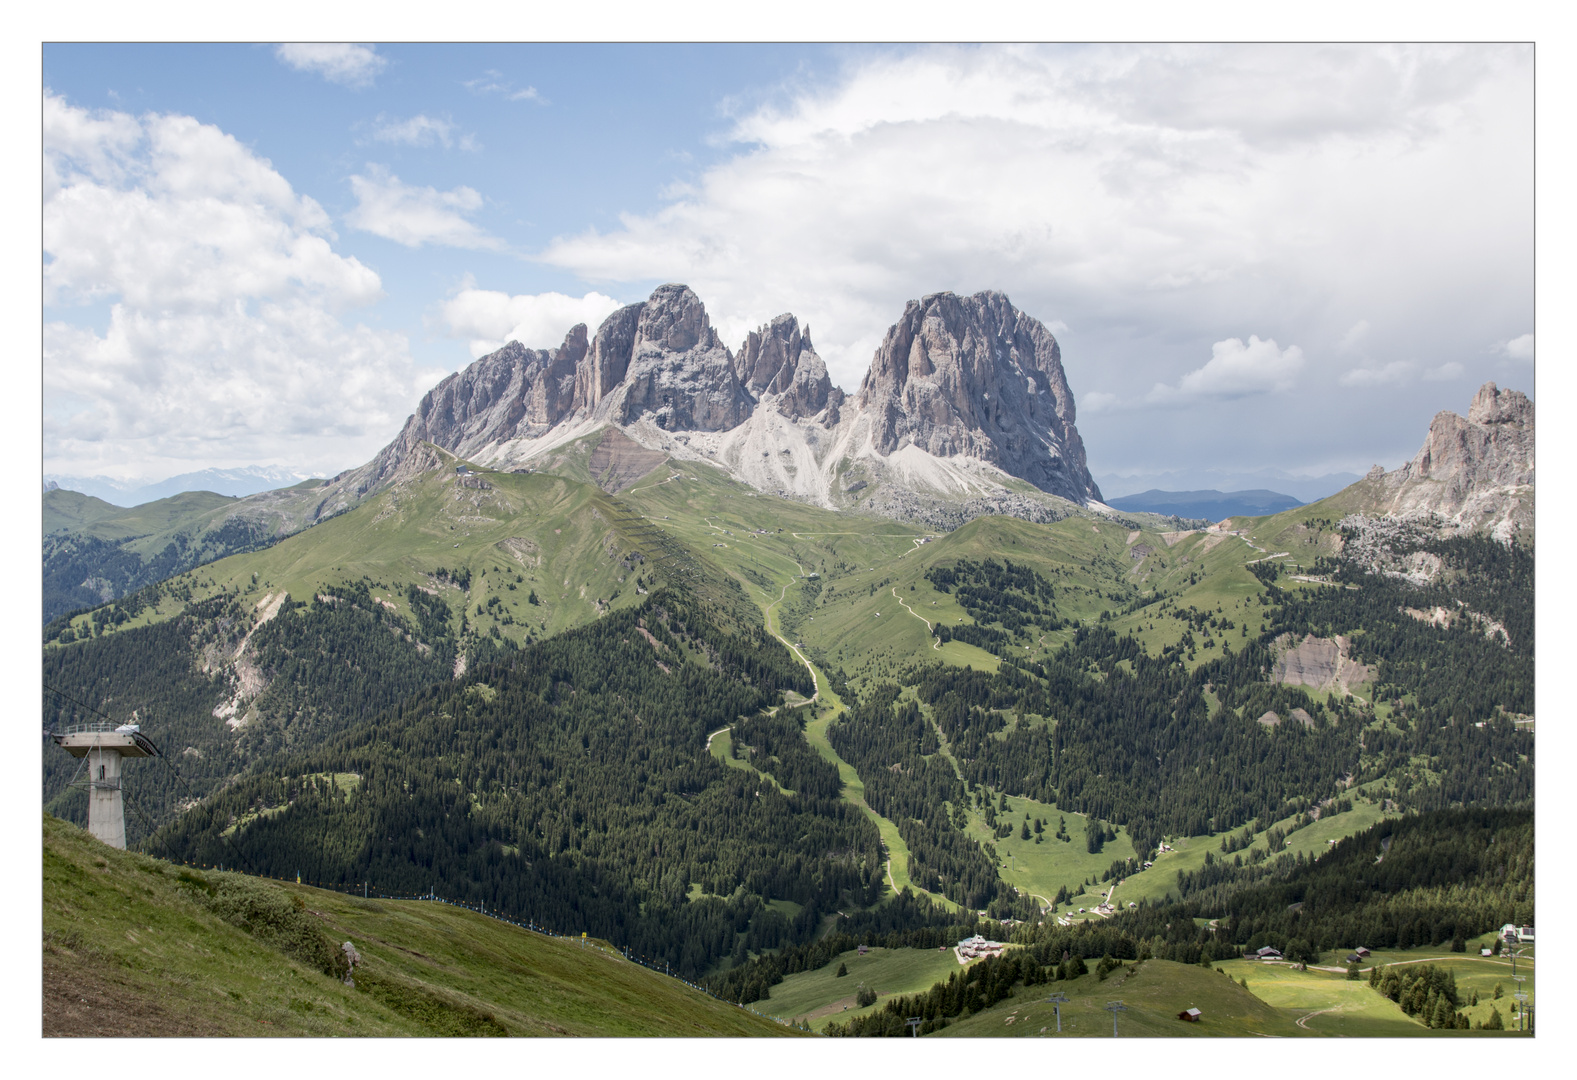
[52,724,155,849]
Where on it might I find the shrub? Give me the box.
[202,874,348,980]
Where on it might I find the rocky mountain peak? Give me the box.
[735,313,844,423]
[611,284,753,431]
[855,290,1100,504]
[634,283,718,354]
[1370,381,1534,537]
[1467,381,1533,427]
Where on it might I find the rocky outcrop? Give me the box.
[612,285,756,432]
[350,332,587,494]
[855,291,1101,504]
[1363,382,1534,538]
[735,314,844,423]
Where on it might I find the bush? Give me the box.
[202,873,348,980]
[855,985,878,1008]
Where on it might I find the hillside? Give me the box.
[42,814,795,1037]
[43,482,332,624]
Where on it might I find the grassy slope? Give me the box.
[42,814,795,1037]
[42,488,131,534]
[936,958,1304,1037]
[51,456,664,649]
[768,946,972,1030]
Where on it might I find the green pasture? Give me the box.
[936,958,1303,1037]
[769,946,972,1030]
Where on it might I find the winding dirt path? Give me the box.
[1296,1007,1338,1029]
[890,586,943,650]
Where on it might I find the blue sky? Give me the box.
[43,43,847,368]
[43,43,1535,490]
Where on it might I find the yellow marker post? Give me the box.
[581,932,587,948]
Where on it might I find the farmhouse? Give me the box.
[1178,1008,1202,1022]
[1243,946,1283,960]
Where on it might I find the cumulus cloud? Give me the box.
[1424,361,1464,381]
[1148,336,1304,403]
[346,165,503,249]
[365,113,479,151]
[1498,333,1533,361]
[275,43,387,88]
[441,287,624,358]
[535,44,1531,399]
[43,92,443,477]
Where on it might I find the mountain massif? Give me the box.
[336,284,1101,520]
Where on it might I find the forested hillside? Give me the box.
[1119,806,1534,960]
[152,593,884,978]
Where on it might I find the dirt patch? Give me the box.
[1126,530,1141,545]
[44,955,231,1036]
[1200,533,1229,553]
[587,428,667,493]
[1161,530,1196,547]
[1404,604,1510,646]
[635,626,666,653]
[1270,633,1373,696]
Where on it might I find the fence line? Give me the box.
[152,854,798,1029]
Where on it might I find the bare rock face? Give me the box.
[612,284,755,431]
[572,303,641,414]
[735,314,844,423]
[350,329,588,494]
[855,291,1101,504]
[1371,382,1534,536]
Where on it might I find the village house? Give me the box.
[1244,946,1283,960]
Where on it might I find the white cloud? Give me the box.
[1424,361,1464,381]
[1498,332,1534,361]
[1339,360,1413,387]
[464,70,546,103]
[43,92,442,477]
[1148,336,1304,403]
[535,44,1531,400]
[275,43,387,88]
[366,113,479,151]
[441,288,624,358]
[1080,390,1120,415]
[346,165,503,249]
[1337,320,1370,352]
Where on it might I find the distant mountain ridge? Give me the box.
[1094,470,1361,505]
[1108,489,1302,520]
[45,465,315,507]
